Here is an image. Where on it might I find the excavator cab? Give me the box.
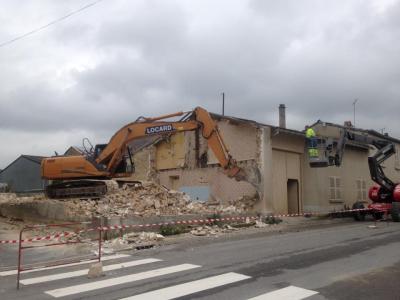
[91,143,134,174]
[94,144,107,159]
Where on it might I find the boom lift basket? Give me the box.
[308,137,337,168]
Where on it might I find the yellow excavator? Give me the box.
[41,107,255,199]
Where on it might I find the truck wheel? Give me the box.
[391,202,400,222]
[352,202,366,221]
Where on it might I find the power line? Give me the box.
[0,0,104,48]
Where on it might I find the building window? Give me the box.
[356,179,367,201]
[329,176,342,202]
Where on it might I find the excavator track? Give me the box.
[45,180,118,199]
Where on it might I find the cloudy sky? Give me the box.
[0,0,399,167]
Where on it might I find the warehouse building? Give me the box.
[0,155,47,193]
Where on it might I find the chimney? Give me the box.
[279,104,286,128]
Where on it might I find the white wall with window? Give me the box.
[356,179,367,202]
[329,176,342,202]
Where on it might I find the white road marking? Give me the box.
[119,272,251,300]
[0,254,130,276]
[45,263,201,298]
[20,258,161,285]
[247,285,318,300]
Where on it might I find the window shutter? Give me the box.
[330,188,336,200]
[336,177,341,188]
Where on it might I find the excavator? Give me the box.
[308,128,400,221]
[41,107,256,199]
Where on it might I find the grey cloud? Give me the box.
[1,0,400,167]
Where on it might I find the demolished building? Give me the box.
[131,108,400,214]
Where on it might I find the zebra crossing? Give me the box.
[1,254,319,299]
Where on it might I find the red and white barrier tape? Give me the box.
[97,216,258,232]
[272,208,372,218]
[0,231,74,244]
[0,208,373,245]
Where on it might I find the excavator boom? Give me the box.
[42,107,249,198]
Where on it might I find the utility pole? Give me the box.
[222,92,225,116]
[352,98,358,127]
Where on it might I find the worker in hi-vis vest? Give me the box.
[305,126,318,157]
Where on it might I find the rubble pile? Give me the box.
[228,194,258,211]
[0,193,20,203]
[0,181,258,219]
[65,181,249,218]
[0,193,44,204]
[99,231,165,254]
[124,231,165,243]
[190,224,239,236]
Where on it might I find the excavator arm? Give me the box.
[42,107,248,198]
[92,107,242,178]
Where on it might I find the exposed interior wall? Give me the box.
[158,168,256,204]
[131,148,152,181]
[155,132,186,170]
[208,119,259,163]
[154,119,261,205]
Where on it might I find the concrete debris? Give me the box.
[228,194,258,211]
[87,262,104,279]
[255,220,267,228]
[62,181,254,218]
[124,231,165,243]
[98,231,165,254]
[190,224,239,236]
[0,193,47,207]
[0,181,259,219]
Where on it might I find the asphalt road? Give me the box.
[1,219,400,299]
